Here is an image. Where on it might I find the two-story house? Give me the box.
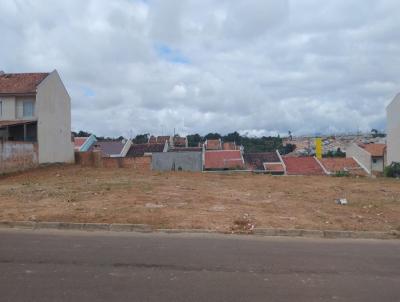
[0,70,74,164]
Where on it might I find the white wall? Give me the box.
[346,143,372,174]
[387,94,400,164]
[0,96,16,120]
[36,70,74,164]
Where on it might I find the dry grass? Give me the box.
[1,164,400,232]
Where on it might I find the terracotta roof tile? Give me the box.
[319,158,367,176]
[74,137,88,150]
[0,120,36,127]
[359,143,386,157]
[283,157,325,175]
[0,73,49,95]
[244,152,280,170]
[263,163,285,173]
[204,150,244,170]
[205,139,222,150]
[222,142,237,150]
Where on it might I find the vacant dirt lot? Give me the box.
[1,165,400,232]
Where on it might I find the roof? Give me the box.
[149,136,171,144]
[359,143,386,157]
[243,152,280,170]
[74,137,88,150]
[319,158,367,176]
[263,163,285,173]
[0,73,49,95]
[127,143,165,157]
[0,120,37,128]
[89,141,125,157]
[173,136,187,147]
[223,142,237,150]
[204,150,244,170]
[282,157,325,176]
[205,139,222,150]
[169,147,202,152]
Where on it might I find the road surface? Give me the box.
[0,229,399,302]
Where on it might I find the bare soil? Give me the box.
[1,165,400,232]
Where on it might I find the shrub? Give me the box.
[384,162,400,178]
[332,170,350,177]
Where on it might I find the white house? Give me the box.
[0,70,74,164]
[387,93,400,165]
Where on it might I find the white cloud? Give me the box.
[0,0,399,137]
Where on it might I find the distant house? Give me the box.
[89,140,132,157]
[282,157,325,176]
[223,141,239,150]
[74,134,97,152]
[318,158,368,176]
[149,135,172,145]
[243,152,285,174]
[126,142,167,157]
[204,150,244,170]
[173,136,188,147]
[387,93,400,164]
[0,70,74,165]
[204,139,222,150]
[346,143,386,174]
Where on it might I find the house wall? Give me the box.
[0,141,38,173]
[0,96,16,120]
[387,94,400,164]
[372,157,384,172]
[36,70,74,164]
[346,143,372,174]
[152,151,203,172]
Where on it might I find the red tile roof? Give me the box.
[319,158,367,176]
[359,143,386,157]
[169,147,202,152]
[173,136,187,147]
[74,137,88,150]
[149,136,171,144]
[244,152,281,170]
[223,142,237,150]
[0,73,49,95]
[205,139,222,150]
[204,150,244,170]
[283,157,325,175]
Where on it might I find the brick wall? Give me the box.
[0,141,39,173]
[75,152,151,171]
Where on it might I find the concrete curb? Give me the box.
[0,221,398,240]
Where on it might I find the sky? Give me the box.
[1,0,399,138]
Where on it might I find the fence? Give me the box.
[0,141,38,173]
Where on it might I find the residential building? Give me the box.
[204,139,222,150]
[346,143,386,174]
[126,142,167,157]
[243,151,285,174]
[74,134,97,152]
[173,136,188,147]
[89,140,132,157]
[204,150,244,170]
[387,93,400,164]
[318,158,368,176]
[0,70,74,165]
[282,157,325,176]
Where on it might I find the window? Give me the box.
[372,158,377,164]
[23,101,34,117]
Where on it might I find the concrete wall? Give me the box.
[0,141,38,173]
[346,143,372,174]
[0,96,16,120]
[387,94,400,164]
[36,70,74,164]
[152,151,203,172]
[372,157,385,172]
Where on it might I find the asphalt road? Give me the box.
[0,229,399,302]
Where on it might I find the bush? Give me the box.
[332,170,350,177]
[384,162,400,178]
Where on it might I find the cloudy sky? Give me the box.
[1,0,399,137]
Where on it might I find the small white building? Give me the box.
[387,93,400,165]
[0,70,74,165]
